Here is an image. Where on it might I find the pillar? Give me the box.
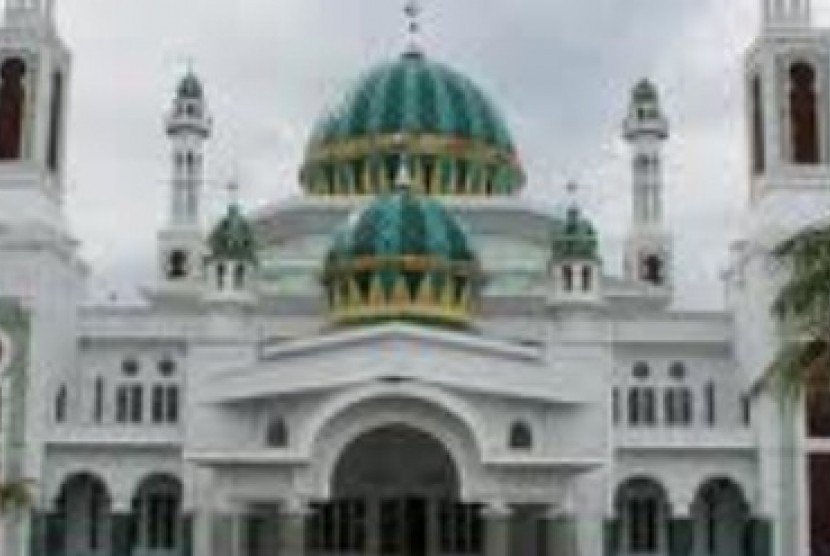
[279,500,309,556]
[193,510,213,556]
[483,503,511,556]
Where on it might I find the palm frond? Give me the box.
[0,479,33,514]
[764,339,830,398]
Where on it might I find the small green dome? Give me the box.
[551,206,599,261]
[322,188,483,326]
[302,52,524,197]
[177,71,203,100]
[633,79,658,104]
[208,204,257,264]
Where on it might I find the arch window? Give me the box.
[0,57,26,160]
[132,475,182,551]
[790,61,821,164]
[562,265,574,292]
[167,250,188,280]
[616,479,670,555]
[642,254,664,285]
[266,417,289,448]
[508,421,533,450]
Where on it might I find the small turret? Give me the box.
[206,188,258,301]
[549,187,602,305]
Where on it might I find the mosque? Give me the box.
[0,0,829,555]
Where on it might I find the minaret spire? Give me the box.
[404,0,423,55]
[155,69,212,293]
[622,79,673,293]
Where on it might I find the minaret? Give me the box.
[0,0,71,231]
[622,79,672,292]
[156,70,212,293]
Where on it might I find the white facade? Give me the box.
[0,2,827,556]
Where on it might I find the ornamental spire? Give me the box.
[404,0,423,55]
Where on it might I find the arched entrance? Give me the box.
[690,478,751,556]
[309,424,483,556]
[53,473,112,556]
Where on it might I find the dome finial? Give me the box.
[404,0,424,55]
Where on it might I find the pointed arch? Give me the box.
[0,57,26,160]
[790,61,821,164]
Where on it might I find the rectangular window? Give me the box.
[129,384,143,423]
[741,394,752,427]
[705,383,716,426]
[643,388,656,426]
[93,378,104,423]
[665,389,676,426]
[166,385,179,423]
[151,385,165,424]
[628,389,641,426]
[47,72,64,172]
[115,386,129,424]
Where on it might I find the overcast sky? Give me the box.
[51,0,830,307]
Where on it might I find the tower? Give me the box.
[0,0,71,231]
[156,71,212,293]
[622,79,672,292]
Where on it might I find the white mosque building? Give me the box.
[0,0,829,555]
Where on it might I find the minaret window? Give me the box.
[581,265,593,291]
[751,75,766,174]
[0,58,26,160]
[790,62,820,164]
[47,71,64,172]
[563,265,574,292]
[642,255,663,285]
[167,250,188,280]
[234,264,246,289]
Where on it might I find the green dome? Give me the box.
[302,52,524,197]
[208,204,257,264]
[633,79,658,103]
[177,71,203,100]
[322,187,484,326]
[551,206,599,261]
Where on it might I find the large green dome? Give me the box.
[302,51,524,197]
[322,186,484,326]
